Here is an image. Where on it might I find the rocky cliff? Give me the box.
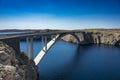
[62,29,120,46]
[0,41,38,80]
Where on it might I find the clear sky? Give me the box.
[0,0,120,29]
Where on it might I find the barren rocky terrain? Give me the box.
[0,29,120,80]
[0,41,38,80]
[62,29,120,46]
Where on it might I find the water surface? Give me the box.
[20,40,120,80]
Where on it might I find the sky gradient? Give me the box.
[0,0,120,29]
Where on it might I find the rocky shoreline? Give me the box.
[0,29,120,80]
[62,30,120,46]
[0,41,38,80]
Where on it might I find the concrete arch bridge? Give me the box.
[34,33,82,65]
[0,31,85,65]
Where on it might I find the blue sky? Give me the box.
[0,0,120,29]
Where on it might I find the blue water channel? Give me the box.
[20,40,120,80]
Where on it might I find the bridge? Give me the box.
[0,31,85,65]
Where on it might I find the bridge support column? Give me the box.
[26,37,34,59]
[51,35,54,39]
[44,36,47,51]
[34,34,60,65]
[41,36,47,52]
[41,36,44,50]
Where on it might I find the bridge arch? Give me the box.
[34,33,81,65]
[57,33,80,44]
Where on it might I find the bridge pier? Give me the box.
[45,36,47,51]
[34,35,60,65]
[26,37,34,59]
[41,36,48,52]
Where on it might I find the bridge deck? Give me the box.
[0,31,83,40]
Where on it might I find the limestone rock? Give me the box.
[0,42,16,65]
[0,41,38,80]
[61,34,78,43]
[0,64,16,80]
[61,30,120,46]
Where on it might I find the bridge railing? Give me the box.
[0,31,83,40]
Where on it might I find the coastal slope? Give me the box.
[62,29,120,46]
[0,41,38,80]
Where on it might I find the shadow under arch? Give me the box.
[115,40,120,46]
[57,33,81,44]
[45,44,91,80]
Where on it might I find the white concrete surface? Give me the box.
[34,35,59,65]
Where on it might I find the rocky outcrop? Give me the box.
[61,34,78,43]
[0,41,38,80]
[0,64,16,80]
[61,30,120,46]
